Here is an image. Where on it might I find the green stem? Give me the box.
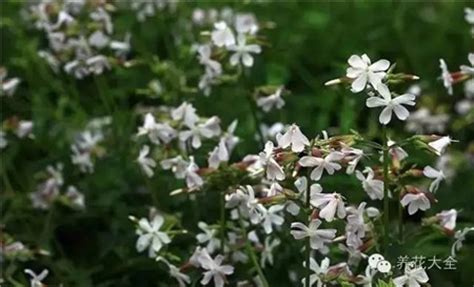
[305,174,311,287]
[220,191,226,252]
[398,195,404,243]
[239,217,269,287]
[382,126,390,254]
[246,93,265,149]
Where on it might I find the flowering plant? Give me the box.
[1,1,473,287]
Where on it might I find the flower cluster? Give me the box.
[25,0,131,78]
[29,163,85,210]
[194,11,262,96]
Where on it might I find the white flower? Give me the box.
[259,122,285,141]
[460,53,474,75]
[160,155,188,179]
[171,102,199,127]
[423,166,445,193]
[393,267,429,287]
[137,113,177,145]
[185,156,204,189]
[341,146,364,174]
[346,54,390,93]
[259,141,285,181]
[208,138,229,169]
[260,237,280,268]
[222,120,239,153]
[70,146,93,173]
[302,257,330,287]
[24,269,49,287]
[256,86,285,112]
[234,13,258,34]
[157,257,191,287]
[439,59,453,95]
[88,30,109,49]
[0,68,21,97]
[388,140,408,161]
[0,130,7,149]
[356,167,384,200]
[197,45,222,76]
[110,33,131,58]
[310,192,346,222]
[261,205,285,234]
[366,83,416,125]
[65,186,85,209]
[299,151,344,181]
[428,136,454,155]
[137,145,156,178]
[466,7,474,24]
[290,219,337,251]
[15,120,33,138]
[436,209,457,231]
[90,7,113,34]
[345,202,368,248]
[196,222,221,254]
[277,124,309,153]
[135,214,171,257]
[400,193,430,215]
[228,33,261,67]
[199,249,234,287]
[211,21,235,47]
[451,227,474,257]
[86,55,110,75]
[179,117,221,149]
[226,185,264,224]
[356,265,376,287]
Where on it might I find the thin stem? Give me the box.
[246,93,265,149]
[382,126,390,254]
[398,196,404,243]
[239,217,269,287]
[305,174,311,287]
[220,191,226,252]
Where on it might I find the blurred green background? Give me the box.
[1,1,473,286]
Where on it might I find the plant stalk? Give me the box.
[305,174,311,287]
[220,191,226,252]
[239,217,269,287]
[382,126,390,254]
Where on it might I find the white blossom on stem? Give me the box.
[256,86,285,113]
[211,21,235,47]
[299,151,344,181]
[423,166,445,193]
[261,205,285,234]
[356,167,384,200]
[460,53,474,75]
[198,249,234,287]
[302,257,330,287]
[428,136,454,156]
[311,192,346,222]
[346,54,390,93]
[393,267,429,287]
[137,145,156,178]
[259,141,285,181]
[196,221,221,254]
[290,219,336,251]
[136,215,171,257]
[277,124,309,153]
[439,59,453,95]
[400,193,430,215]
[436,209,457,231]
[228,33,261,67]
[24,269,49,287]
[366,83,416,125]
